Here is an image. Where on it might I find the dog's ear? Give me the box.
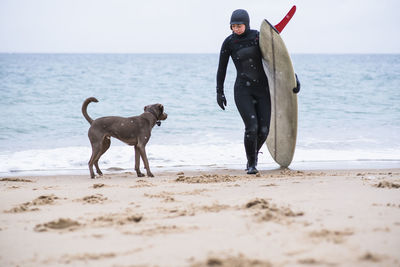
[144,105,149,112]
[158,104,164,114]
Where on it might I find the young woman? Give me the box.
[216,9,299,174]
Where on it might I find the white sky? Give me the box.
[0,0,399,54]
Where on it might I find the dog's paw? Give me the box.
[137,173,145,177]
[147,173,154,178]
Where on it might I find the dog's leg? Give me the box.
[88,153,96,179]
[137,145,154,177]
[88,145,101,179]
[134,146,145,177]
[94,162,102,176]
[94,137,111,176]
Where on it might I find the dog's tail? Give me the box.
[82,97,98,124]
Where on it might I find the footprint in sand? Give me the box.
[309,229,354,244]
[91,213,143,227]
[374,181,400,189]
[4,194,59,213]
[76,194,108,204]
[245,198,304,223]
[34,218,81,232]
[144,192,175,202]
[92,183,105,189]
[359,252,383,263]
[175,174,239,183]
[191,255,272,267]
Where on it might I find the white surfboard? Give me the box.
[259,19,298,168]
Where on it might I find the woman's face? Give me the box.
[231,24,245,35]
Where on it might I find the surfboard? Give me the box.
[259,9,298,168]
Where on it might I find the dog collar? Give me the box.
[147,110,162,126]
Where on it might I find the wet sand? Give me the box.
[1,168,399,266]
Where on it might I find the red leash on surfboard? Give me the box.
[274,5,296,34]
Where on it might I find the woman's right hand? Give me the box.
[217,93,227,110]
[293,73,300,94]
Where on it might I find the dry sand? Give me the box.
[0,168,399,266]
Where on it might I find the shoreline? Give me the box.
[2,159,399,178]
[1,168,399,266]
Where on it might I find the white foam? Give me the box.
[1,144,399,176]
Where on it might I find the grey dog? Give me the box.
[82,97,168,178]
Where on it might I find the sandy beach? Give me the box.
[0,168,399,266]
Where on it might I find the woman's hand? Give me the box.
[217,93,227,110]
[293,73,300,94]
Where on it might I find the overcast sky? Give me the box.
[0,0,399,54]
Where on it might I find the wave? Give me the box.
[1,144,399,176]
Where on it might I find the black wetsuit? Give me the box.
[216,10,271,170]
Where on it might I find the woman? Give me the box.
[216,9,299,174]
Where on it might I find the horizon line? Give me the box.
[1,52,399,55]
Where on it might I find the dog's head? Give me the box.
[144,104,168,123]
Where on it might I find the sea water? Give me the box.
[0,53,399,176]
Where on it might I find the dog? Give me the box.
[82,97,167,178]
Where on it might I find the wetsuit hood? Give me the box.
[230,9,250,35]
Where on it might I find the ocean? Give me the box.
[0,53,399,176]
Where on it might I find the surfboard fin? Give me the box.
[274,5,296,33]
